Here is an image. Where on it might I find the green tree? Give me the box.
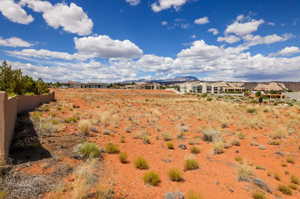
[0,61,49,95]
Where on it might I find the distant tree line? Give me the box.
[0,61,49,96]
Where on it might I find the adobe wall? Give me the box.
[0,92,55,166]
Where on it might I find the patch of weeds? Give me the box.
[78,120,92,135]
[142,136,151,144]
[166,142,174,150]
[105,143,120,154]
[186,191,202,199]
[237,164,253,182]
[168,168,184,182]
[78,142,101,159]
[286,157,295,164]
[93,189,115,199]
[143,171,161,186]
[119,152,128,164]
[291,175,300,185]
[184,159,199,171]
[252,191,266,199]
[0,191,7,199]
[247,108,257,114]
[65,116,79,123]
[213,141,224,154]
[237,132,246,139]
[235,156,243,164]
[120,136,126,143]
[288,184,298,190]
[255,165,265,170]
[190,146,200,154]
[270,130,287,140]
[162,133,173,141]
[268,140,280,145]
[231,139,240,146]
[278,185,292,195]
[274,173,281,181]
[134,157,149,170]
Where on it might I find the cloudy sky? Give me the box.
[0,0,300,82]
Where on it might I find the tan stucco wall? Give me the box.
[0,92,55,165]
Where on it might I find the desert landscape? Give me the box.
[2,88,299,199]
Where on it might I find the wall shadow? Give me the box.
[9,112,51,165]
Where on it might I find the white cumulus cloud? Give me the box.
[194,17,209,25]
[225,15,264,36]
[20,0,93,35]
[7,48,93,61]
[208,28,219,35]
[217,35,240,44]
[126,0,141,6]
[277,46,300,56]
[151,0,189,12]
[0,37,33,47]
[0,0,33,24]
[74,35,143,59]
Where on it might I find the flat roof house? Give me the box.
[179,81,246,94]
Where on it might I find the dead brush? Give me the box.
[71,160,99,199]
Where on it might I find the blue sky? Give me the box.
[0,0,300,82]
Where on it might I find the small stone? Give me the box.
[103,129,113,135]
[91,127,98,133]
[258,145,266,150]
[178,144,187,150]
[252,178,272,193]
[275,151,285,156]
[164,192,185,199]
[162,159,172,163]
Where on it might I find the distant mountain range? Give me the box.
[122,76,198,84]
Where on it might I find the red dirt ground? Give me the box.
[15,89,300,199]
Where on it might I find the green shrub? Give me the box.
[286,157,295,164]
[65,116,79,123]
[119,152,128,163]
[247,108,257,114]
[142,136,151,144]
[235,156,243,164]
[268,140,280,145]
[168,168,184,182]
[237,132,246,139]
[105,143,120,154]
[186,191,202,199]
[252,191,266,199]
[120,136,126,143]
[162,133,173,141]
[291,175,300,185]
[190,146,200,154]
[143,171,161,186]
[288,184,298,190]
[0,61,49,95]
[166,142,174,150]
[274,173,281,181]
[231,139,240,146]
[278,185,292,195]
[79,142,100,159]
[184,159,199,171]
[134,157,149,170]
